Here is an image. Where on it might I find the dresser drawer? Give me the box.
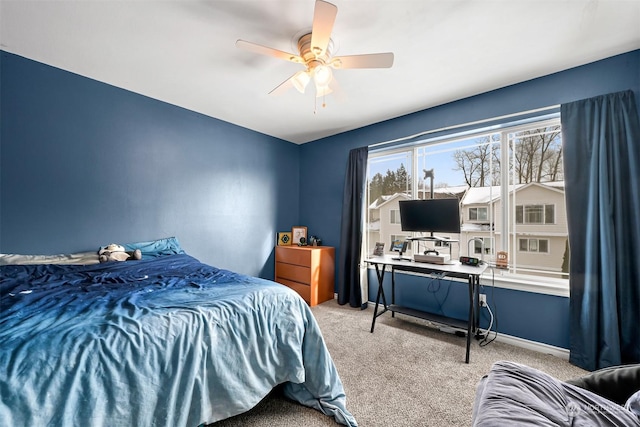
[277,278,311,303]
[274,245,334,307]
[276,246,311,266]
[276,262,310,285]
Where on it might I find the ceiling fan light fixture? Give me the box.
[313,65,332,87]
[237,0,394,101]
[292,70,311,93]
[315,84,333,98]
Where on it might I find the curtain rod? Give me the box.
[369,104,561,149]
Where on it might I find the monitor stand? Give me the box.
[391,249,411,261]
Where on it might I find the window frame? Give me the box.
[516,204,556,225]
[518,238,550,253]
[469,207,488,221]
[390,209,401,224]
[365,113,568,296]
[473,236,494,255]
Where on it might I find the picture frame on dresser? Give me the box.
[291,226,307,246]
[277,232,292,246]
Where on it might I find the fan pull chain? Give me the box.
[313,94,328,114]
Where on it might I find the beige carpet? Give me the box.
[210,299,587,426]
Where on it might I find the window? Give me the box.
[469,207,488,221]
[390,209,401,224]
[516,204,555,224]
[519,238,549,253]
[473,237,494,255]
[366,115,568,282]
[545,205,555,224]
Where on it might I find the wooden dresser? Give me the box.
[275,245,335,306]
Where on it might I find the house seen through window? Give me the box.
[366,116,568,282]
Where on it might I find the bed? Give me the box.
[0,238,357,427]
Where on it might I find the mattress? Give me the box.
[0,253,357,426]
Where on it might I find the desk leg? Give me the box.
[473,275,480,335]
[391,266,396,318]
[465,275,476,364]
[370,264,387,333]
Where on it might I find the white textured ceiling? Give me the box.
[1,0,639,144]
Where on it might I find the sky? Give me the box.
[369,135,499,189]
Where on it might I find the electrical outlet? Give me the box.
[479,294,487,307]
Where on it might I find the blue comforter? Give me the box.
[0,254,357,426]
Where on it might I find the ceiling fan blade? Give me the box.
[330,52,394,69]
[310,0,338,57]
[268,75,294,96]
[236,39,303,64]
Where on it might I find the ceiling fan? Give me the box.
[236,0,394,98]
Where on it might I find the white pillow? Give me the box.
[0,251,100,265]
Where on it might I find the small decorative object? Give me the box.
[98,244,142,263]
[298,237,307,246]
[373,242,385,256]
[291,226,308,246]
[277,232,292,246]
[309,235,322,246]
[496,251,508,269]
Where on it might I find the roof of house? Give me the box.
[369,181,565,209]
[461,181,565,205]
[369,193,410,210]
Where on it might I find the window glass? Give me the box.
[367,151,412,255]
[367,117,568,281]
[519,238,528,251]
[469,207,488,221]
[525,205,544,224]
[477,208,488,221]
[539,239,549,253]
[469,208,478,221]
[390,209,401,224]
[516,205,523,224]
[474,237,494,255]
[545,205,555,224]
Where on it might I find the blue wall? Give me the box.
[0,51,299,278]
[2,49,639,348]
[368,274,571,348]
[299,49,640,348]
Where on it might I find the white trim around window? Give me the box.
[480,269,569,297]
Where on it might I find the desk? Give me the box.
[365,256,488,363]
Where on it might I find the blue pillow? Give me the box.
[626,390,640,418]
[122,237,185,258]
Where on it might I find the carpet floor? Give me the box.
[210,298,587,426]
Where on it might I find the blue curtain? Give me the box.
[338,147,368,308]
[562,90,640,371]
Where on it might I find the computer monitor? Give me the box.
[398,198,461,234]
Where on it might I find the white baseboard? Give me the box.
[491,332,570,360]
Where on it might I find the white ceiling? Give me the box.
[1,1,639,144]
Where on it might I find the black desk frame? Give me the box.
[366,256,487,363]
